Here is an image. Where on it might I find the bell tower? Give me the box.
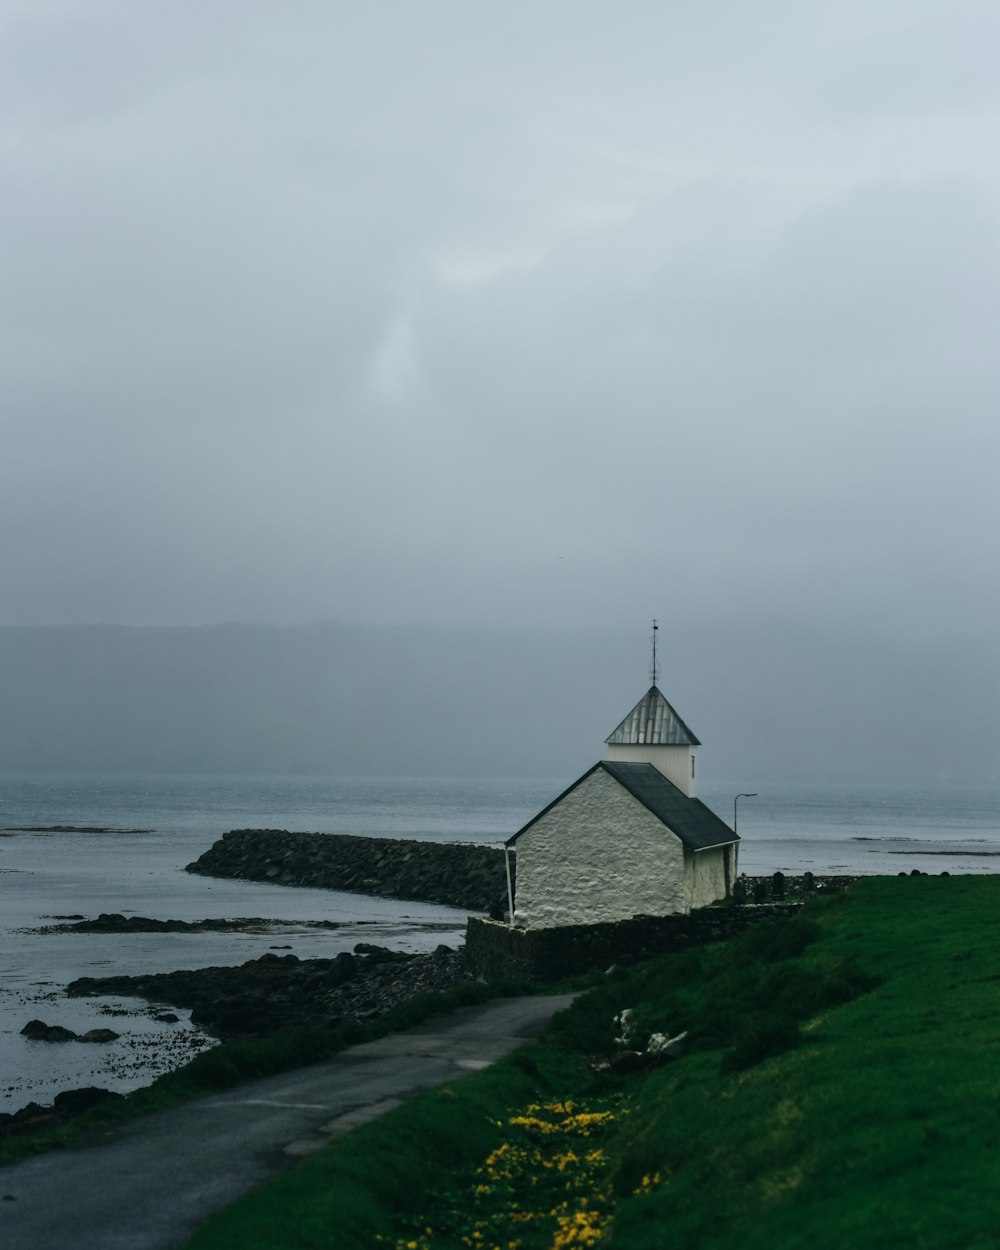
[604,621,701,796]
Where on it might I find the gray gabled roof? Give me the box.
[605,685,701,747]
[507,760,737,852]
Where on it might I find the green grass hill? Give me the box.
[186,876,1000,1249]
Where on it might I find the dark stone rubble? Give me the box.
[67,943,472,1041]
[0,1087,124,1140]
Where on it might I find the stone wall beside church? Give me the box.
[467,903,803,981]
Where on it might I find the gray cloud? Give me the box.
[1,0,998,659]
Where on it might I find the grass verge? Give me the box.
[184,877,1000,1249]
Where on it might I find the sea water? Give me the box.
[0,774,558,1113]
[1,773,998,1113]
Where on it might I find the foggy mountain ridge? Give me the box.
[0,623,995,785]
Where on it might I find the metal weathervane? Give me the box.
[649,619,659,687]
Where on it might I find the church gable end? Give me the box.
[511,768,687,927]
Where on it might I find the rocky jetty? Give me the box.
[67,943,471,1040]
[185,829,509,914]
[27,913,351,936]
[0,825,151,833]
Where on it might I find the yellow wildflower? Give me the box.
[633,1171,663,1195]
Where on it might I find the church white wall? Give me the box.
[684,845,730,910]
[605,744,698,797]
[513,769,686,928]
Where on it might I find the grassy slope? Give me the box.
[185,877,1000,1250]
[610,876,1000,1249]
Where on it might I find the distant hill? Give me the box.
[0,622,995,782]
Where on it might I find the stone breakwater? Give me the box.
[185,829,509,914]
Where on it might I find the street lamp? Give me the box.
[734,792,758,838]
[733,793,758,876]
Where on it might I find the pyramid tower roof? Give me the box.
[604,685,701,747]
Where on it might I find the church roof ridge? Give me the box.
[604,684,701,747]
[506,760,735,850]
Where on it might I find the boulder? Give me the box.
[0,1088,125,1139]
[20,1019,79,1043]
[647,1030,688,1060]
[613,1008,638,1047]
[20,1019,121,1043]
[353,943,410,962]
[52,1087,123,1115]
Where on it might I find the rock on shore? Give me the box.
[0,1087,124,1140]
[185,829,510,913]
[67,944,471,1040]
[20,1020,120,1043]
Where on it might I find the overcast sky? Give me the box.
[2,1,998,645]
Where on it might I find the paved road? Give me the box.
[0,993,576,1250]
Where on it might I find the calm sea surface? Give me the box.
[2,772,999,1113]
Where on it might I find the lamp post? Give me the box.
[733,792,758,838]
[733,792,757,878]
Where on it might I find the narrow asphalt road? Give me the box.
[0,993,577,1250]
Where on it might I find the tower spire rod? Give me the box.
[650,618,659,687]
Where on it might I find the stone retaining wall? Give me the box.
[185,829,509,914]
[465,868,861,982]
[466,904,804,982]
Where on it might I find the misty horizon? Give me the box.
[0,621,995,788]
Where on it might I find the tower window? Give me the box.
[691,755,696,778]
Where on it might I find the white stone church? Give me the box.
[505,683,739,929]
